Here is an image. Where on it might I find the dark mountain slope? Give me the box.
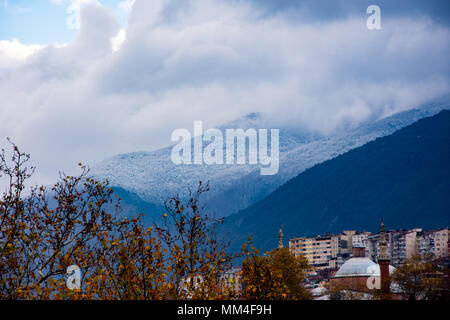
[221,110,450,253]
[111,186,165,225]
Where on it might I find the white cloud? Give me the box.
[51,0,100,30]
[0,0,449,187]
[111,29,126,52]
[0,39,43,67]
[118,0,135,13]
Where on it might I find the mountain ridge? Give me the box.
[92,103,448,220]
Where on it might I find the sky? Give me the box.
[0,0,132,43]
[0,0,449,188]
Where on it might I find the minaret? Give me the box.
[377,219,391,296]
[278,226,283,249]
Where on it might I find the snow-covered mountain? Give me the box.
[92,103,448,218]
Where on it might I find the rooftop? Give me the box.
[334,257,395,278]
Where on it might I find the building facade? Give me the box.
[289,234,340,270]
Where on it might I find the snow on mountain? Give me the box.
[92,103,448,217]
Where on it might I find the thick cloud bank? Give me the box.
[0,0,449,186]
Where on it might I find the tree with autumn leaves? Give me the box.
[0,139,124,299]
[392,255,448,300]
[0,140,310,300]
[240,245,311,299]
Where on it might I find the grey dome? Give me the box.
[334,257,395,277]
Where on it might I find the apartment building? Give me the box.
[388,231,404,265]
[289,231,357,270]
[352,232,371,249]
[289,234,339,270]
[368,228,421,266]
[366,234,380,262]
[332,230,355,268]
[428,228,449,259]
[393,228,449,262]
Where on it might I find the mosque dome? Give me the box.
[334,257,395,278]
